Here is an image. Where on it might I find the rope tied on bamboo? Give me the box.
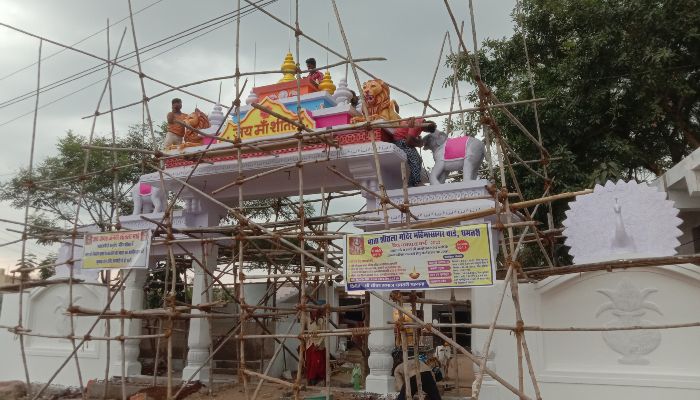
[513,320,525,335]
[512,260,524,274]
[485,183,498,198]
[10,325,29,335]
[543,177,553,191]
[408,292,418,304]
[241,310,250,322]
[350,327,370,337]
[498,187,509,202]
[295,303,307,312]
[476,81,491,100]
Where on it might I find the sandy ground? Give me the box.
[186,382,368,400]
[185,381,471,400]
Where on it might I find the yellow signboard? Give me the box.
[220,97,316,142]
[345,224,495,291]
[83,230,151,270]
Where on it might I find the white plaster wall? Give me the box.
[677,211,700,255]
[471,265,700,400]
[0,284,114,386]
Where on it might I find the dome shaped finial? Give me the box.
[333,77,351,104]
[279,52,297,83]
[318,70,336,94]
[245,91,259,105]
[208,103,225,128]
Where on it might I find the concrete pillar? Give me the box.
[365,294,396,394]
[182,242,217,382]
[471,280,501,399]
[111,267,147,376]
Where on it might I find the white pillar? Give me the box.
[365,294,396,394]
[471,281,501,398]
[182,242,217,382]
[111,267,147,376]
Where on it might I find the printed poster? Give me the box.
[82,230,151,270]
[345,223,495,291]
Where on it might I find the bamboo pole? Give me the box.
[17,41,44,395]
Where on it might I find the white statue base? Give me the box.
[355,179,494,230]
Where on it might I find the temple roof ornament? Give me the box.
[245,90,259,105]
[318,70,336,95]
[333,77,352,105]
[562,180,683,264]
[208,103,225,127]
[279,52,297,83]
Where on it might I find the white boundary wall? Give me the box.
[472,265,700,399]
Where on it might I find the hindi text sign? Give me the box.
[83,230,151,270]
[220,97,316,142]
[345,224,495,291]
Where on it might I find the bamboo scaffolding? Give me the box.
[4,3,698,400]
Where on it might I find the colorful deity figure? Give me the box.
[165,98,211,148]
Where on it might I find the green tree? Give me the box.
[1,125,315,283]
[447,0,699,264]
[0,124,162,231]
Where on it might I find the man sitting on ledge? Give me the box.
[392,118,435,187]
[165,98,210,148]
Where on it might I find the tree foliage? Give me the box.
[0,124,162,232]
[449,0,698,192]
[1,125,316,280]
[447,0,699,264]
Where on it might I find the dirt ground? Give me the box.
[185,381,471,400]
[186,382,366,400]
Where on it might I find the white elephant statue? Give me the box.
[131,182,166,215]
[422,130,485,185]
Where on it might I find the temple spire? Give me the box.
[318,70,336,95]
[279,52,297,83]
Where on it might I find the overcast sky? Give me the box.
[0,0,517,268]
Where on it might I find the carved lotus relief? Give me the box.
[596,279,662,365]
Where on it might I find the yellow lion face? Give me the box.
[362,79,387,105]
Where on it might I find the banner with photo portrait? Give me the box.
[344,223,495,291]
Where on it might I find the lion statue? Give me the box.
[351,79,400,123]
